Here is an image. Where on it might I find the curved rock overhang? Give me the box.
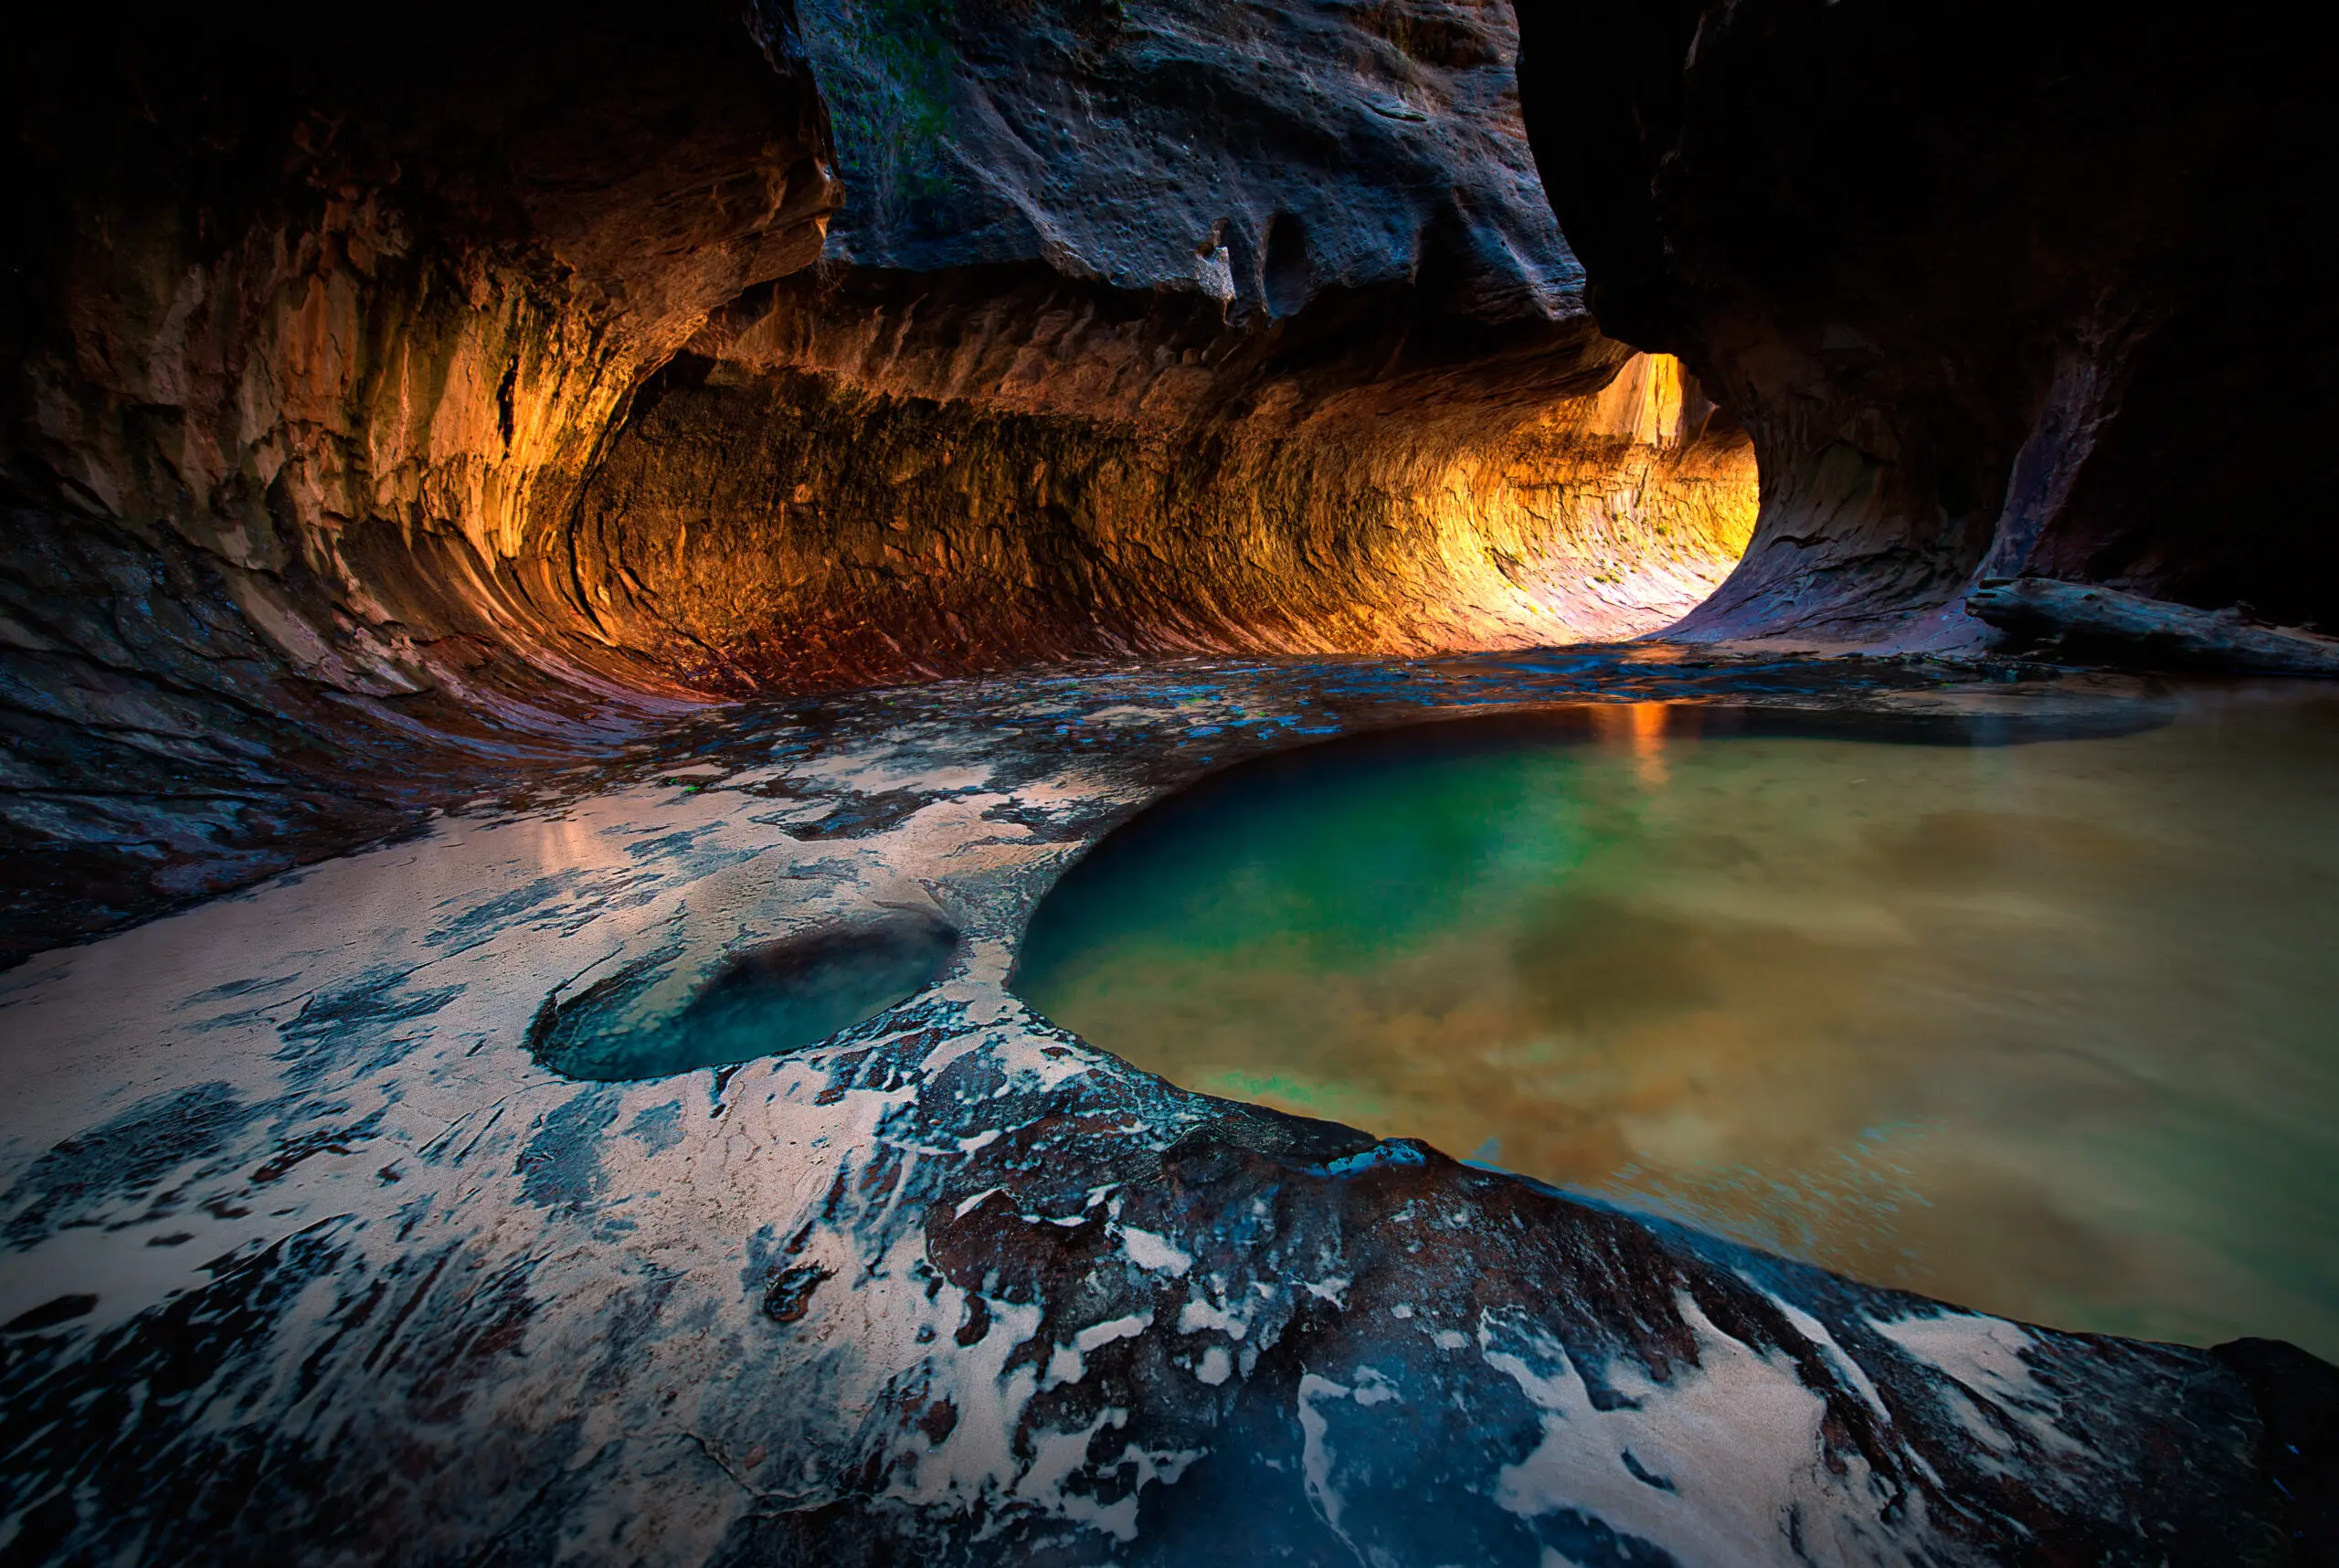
[10,0,840,684]
[3,1,841,949]
[2,0,1756,955]
[567,270,1752,691]
[5,5,2337,1556]
[1513,0,2339,646]
[557,0,1755,691]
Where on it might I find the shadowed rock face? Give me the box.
[808,0,1575,319]
[11,1,838,654]
[1512,0,2339,644]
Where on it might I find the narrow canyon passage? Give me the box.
[3,1,2334,1563]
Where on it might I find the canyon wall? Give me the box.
[24,0,2334,955]
[1511,0,2339,645]
[3,0,1754,955]
[2,1,841,951]
[568,277,1751,690]
[564,0,1756,690]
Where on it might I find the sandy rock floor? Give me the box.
[0,651,2304,1564]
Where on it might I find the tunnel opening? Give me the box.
[15,0,2320,961]
[1513,0,2339,648]
[566,302,1762,692]
[8,1,2339,1557]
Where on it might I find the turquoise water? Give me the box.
[532,911,957,1081]
[1013,694,2339,1356]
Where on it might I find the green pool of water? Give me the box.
[1012,693,2339,1356]
[531,911,957,1081]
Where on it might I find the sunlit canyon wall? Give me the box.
[2,0,1752,953]
[568,0,1756,691]
[3,2,841,949]
[577,287,1751,690]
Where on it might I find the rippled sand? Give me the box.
[1015,690,2339,1356]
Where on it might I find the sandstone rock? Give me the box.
[1966,577,2339,674]
[803,0,1578,323]
[574,290,1754,690]
[1,1,839,954]
[569,0,1759,687]
[2,0,1759,951]
[1512,0,2339,644]
[5,6,2334,1561]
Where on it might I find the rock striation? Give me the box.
[570,0,1759,691]
[575,287,1752,690]
[2,1,839,954]
[1512,0,2339,644]
[3,0,1757,957]
[10,1,836,664]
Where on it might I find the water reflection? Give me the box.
[1013,693,2339,1356]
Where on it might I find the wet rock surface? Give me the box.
[0,508,710,963]
[1966,579,2339,676]
[1513,0,2339,644]
[1,653,2328,1563]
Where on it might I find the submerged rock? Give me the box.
[528,907,960,1081]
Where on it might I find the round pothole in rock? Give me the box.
[530,910,958,1081]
